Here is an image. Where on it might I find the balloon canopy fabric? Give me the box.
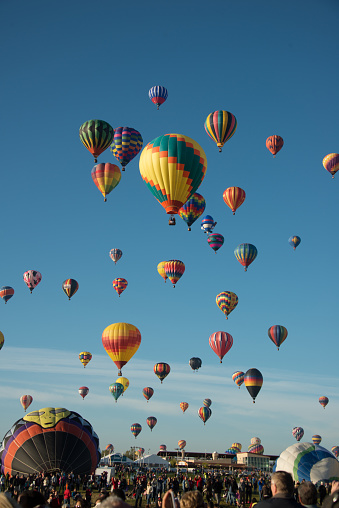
[115,376,129,394]
[312,435,322,445]
[164,260,185,287]
[146,416,157,431]
[216,291,238,319]
[292,427,304,442]
[130,423,142,438]
[189,357,202,371]
[62,279,79,300]
[223,187,246,215]
[109,383,124,402]
[0,331,4,351]
[91,163,121,201]
[102,323,141,376]
[0,407,100,475]
[323,153,339,178]
[109,249,122,264]
[110,127,143,170]
[234,244,258,271]
[209,331,233,363]
[79,119,114,162]
[79,386,89,399]
[139,133,207,216]
[204,111,237,152]
[203,398,212,408]
[248,444,264,454]
[232,443,242,451]
[274,443,339,483]
[142,387,154,402]
[23,270,42,293]
[178,440,186,449]
[207,233,224,253]
[0,286,14,304]
[20,395,33,412]
[178,193,206,231]
[266,135,284,157]
[251,437,261,445]
[244,368,263,403]
[79,352,92,368]
[201,215,217,233]
[232,371,244,388]
[198,406,211,425]
[154,363,170,383]
[157,261,168,283]
[288,236,301,250]
[149,86,168,109]
[319,396,329,408]
[268,325,288,350]
[112,278,128,297]
[332,447,339,458]
[180,402,189,413]
[106,444,114,452]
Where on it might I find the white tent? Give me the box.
[134,454,170,468]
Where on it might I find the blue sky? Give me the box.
[0,0,339,459]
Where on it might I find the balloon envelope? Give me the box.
[157,262,168,283]
[189,357,202,371]
[79,352,92,368]
[323,153,339,178]
[209,331,233,363]
[115,377,129,394]
[142,387,154,402]
[178,440,186,450]
[292,427,304,442]
[207,233,224,253]
[23,271,42,293]
[0,286,14,304]
[109,383,124,402]
[110,127,143,170]
[178,193,206,231]
[112,278,128,297]
[204,111,237,152]
[312,435,322,445]
[234,244,258,271]
[91,163,121,201]
[216,292,238,319]
[244,368,263,402]
[203,399,212,408]
[198,406,211,425]
[154,363,170,383]
[266,135,284,156]
[130,423,142,438]
[62,279,79,300]
[79,119,114,162]
[164,260,185,287]
[102,323,141,376]
[232,371,244,388]
[201,215,216,233]
[223,187,246,215]
[79,386,89,399]
[109,249,122,264]
[288,236,301,250]
[319,396,329,409]
[268,325,288,350]
[146,417,157,431]
[180,402,189,413]
[149,86,168,109]
[20,395,33,412]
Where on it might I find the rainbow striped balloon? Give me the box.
[164,260,185,288]
[268,325,288,350]
[232,371,244,388]
[91,163,121,201]
[244,368,263,403]
[319,396,329,409]
[234,243,258,271]
[312,435,322,445]
[204,110,237,152]
[216,291,238,319]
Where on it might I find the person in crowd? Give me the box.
[255,472,302,508]
[0,493,21,508]
[319,483,327,506]
[177,491,205,508]
[18,490,46,508]
[297,482,318,508]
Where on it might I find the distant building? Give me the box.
[236,452,270,472]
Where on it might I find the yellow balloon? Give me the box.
[116,376,129,393]
[157,261,168,282]
[102,322,141,376]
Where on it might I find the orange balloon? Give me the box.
[102,323,141,376]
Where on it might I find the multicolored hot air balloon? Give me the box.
[79,119,114,163]
[223,187,246,215]
[203,398,212,408]
[244,368,263,403]
[266,135,284,157]
[110,127,143,171]
[102,323,141,376]
[137,447,145,457]
[216,292,238,319]
[204,111,237,152]
[116,377,129,394]
[323,153,339,179]
[112,278,128,297]
[0,332,4,351]
[292,427,304,442]
[332,446,339,458]
[232,443,242,451]
[198,406,211,425]
[149,86,168,110]
[131,423,142,439]
[109,249,123,264]
[159,444,167,451]
[139,134,207,223]
[234,244,258,271]
[319,396,329,409]
[79,387,89,400]
[178,440,186,450]
[232,371,244,388]
[201,215,217,233]
[157,262,168,283]
[189,358,202,371]
[109,383,124,403]
[207,233,224,253]
[23,271,42,294]
[146,416,157,431]
[248,444,264,454]
[312,435,322,445]
[268,325,288,350]
[79,352,92,368]
[106,444,114,452]
[209,331,233,363]
[251,437,261,445]
[180,402,189,413]
[154,363,170,383]
[62,279,79,300]
[91,163,121,201]
[289,236,301,250]
[164,260,185,288]
[178,193,206,231]
[0,286,14,304]
[142,387,154,402]
[20,395,33,412]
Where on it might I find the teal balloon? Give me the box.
[109,382,124,402]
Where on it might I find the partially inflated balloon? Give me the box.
[292,427,304,442]
[207,233,224,253]
[266,135,284,157]
[157,262,168,283]
[131,423,142,439]
[0,332,4,351]
[209,331,233,363]
[79,352,92,368]
[102,323,141,376]
[154,363,170,383]
[204,111,237,152]
[109,383,124,402]
[112,278,128,297]
[289,236,301,250]
[232,371,244,388]
[142,387,154,402]
[109,249,122,264]
[268,325,288,350]
[20,395,33,412]
[91,163,121,201]
[0,286,14,304]
[146,416,157,431]
[319,396,329,409]
[178,440,186,449]
[223,187,246,215]
[164,260,185,288]
[180,402,189,413]
[244,368,263,403]
[149,86,168,110]
[189,357,202,371]
[234,244,257,271]
[79,120,114,162]
[178,193,206,231]
[323,153,339,179]
[312,435,322,445]
[62,279,79,300]
[198,406,211,425]
[23,271,42,294]
[79,386,89,400]
[216,291,238,319]
[203,399,212,408]
[110,127,143,171]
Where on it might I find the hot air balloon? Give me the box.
[79,352,92,368]
[91,163,121,201]
[248,444,264,454]
[203,399,212,408]
[146,417,157,431]
[289,236,301,250]
[216,291,238,319]
[178,440,186,450]
[223,187,246,215]
[209,331,233,363]
[204,111,237,152]
[116,377,129,394]
[112,278,128,297]
[157,262,168,283]
[164,260,185,288]
[79,387,89,400]
[234,244,258,271]
[225,448,238,455]
[142,387,154,402]
[232,443,242,451]
[106,444,114,452]
[266,135,284,157]
[180,402,189,413]
[20,395,33,412]
[201,215,217,233]
[109,249,123,264]
[79,119,114,163]
[268,325,288,350]
[148,86,168,110]
[232,371,244,388]
[137,447,145,457]
[189,357,202,372]
[178,193,206,231]
[292,427,304,442]
[159,444,167,451]
[312,435,322,445]
[62,279,79,300]
[0,286,14,304]
[251,437,261,445]
[244,368,263,403]
[109,383,124,402]
[139,134,207,224]
[131,423,142,439]
[102,322,141,376]
[0,332,4,351]
[0,407,100,475]
[110,127,143,171]
[319,396,329,409]
[154,363,170,383]
[198,406,211,425]
[23,271,42,294]
[332,446,339,458]
[207,233,224,253]
[323,153,339,179]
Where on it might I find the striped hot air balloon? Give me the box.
[112,278,128,297]
[91,163,121,201]
[323,153,339,179]
[20,395,33,412]
[157,262,168,283]
[154,363,170,383]
[244,368,263,403]
[312,435,322,445]
[109,383,124,403]
[232,371,244,388]
[146,416,157,431]
[198,406,211,425]
[204,111,237,152]
[319,396,329,409]
[164,260,185,288]
[178,440,186,450]
[0,286,14,304]
[109,249,123,264]
[268,325,288,350]
[266,135,284,157]
[79,119,114,162]
[234,244,258,271]
[332,446,339,458]
[102,323,141,376]
[131,423,142,439]
[110,127,143,171]
[79,386,89,400]
[203,399,212,408]
[209,331,233,363]
[207,233,224,253]
[216,291,238,319]
[142,387,154,402]
[62,279,79,300]
[159,444,167,451]
[223,187,246,215]
[149,86,168,109]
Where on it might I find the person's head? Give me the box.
[18,490,46,508]
[298,482,317,506]
[111,490,125,502]
[75,499,86,508]
[180,491,205,508]
[271,472,294,497]
[99,497,130,508]
[0,494,21,508]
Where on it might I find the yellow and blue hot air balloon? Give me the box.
[116,376,129,394]
[234,244,257,271]
[178,193,206,231]
[289,236,301,250]
[204,111,237,152]
[201,215,217,233]
[110,127,143,171]
[216,291,238,319]
[79,352,92,368]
